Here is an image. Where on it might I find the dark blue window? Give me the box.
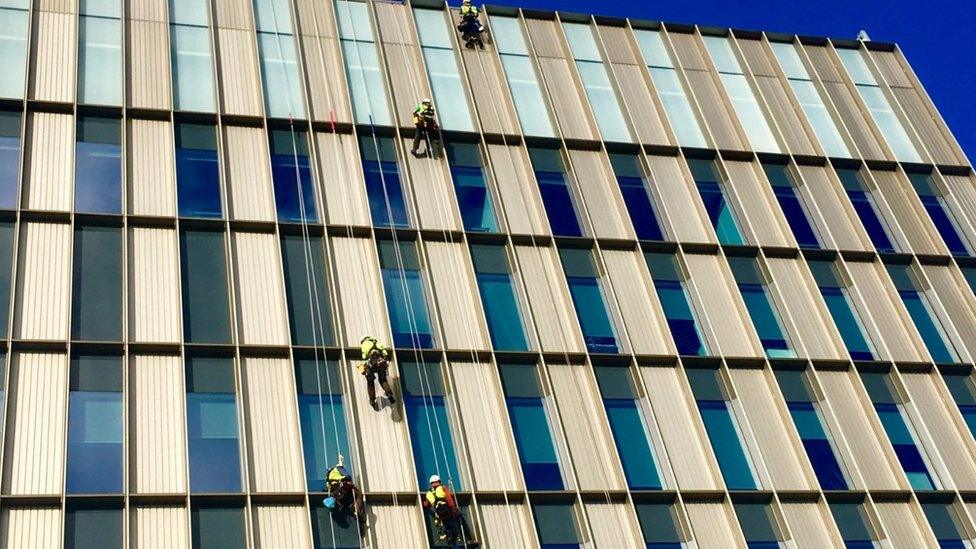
[471,244,528,351]
[774,370,848,490]
[688,158,744,245]
[808,260,875,361]
[0,352,5,429]
[532,503,583,549]
[191,505,247,549]
[180,229,232,343]
[728,257,794,358]
[733,503,782,549]
[962,267,976,296]
[922,502,970,549]
[0,110,20,209]
[529,147,584,237]
[609,153,665,241]
[378,239,434,349]
[360,135,409,228]
[887,264,958,364]
[909,173,971,257]
[71,224,122,342]
[837,168,897,253]
[445,142,498,233]
[186,354,242,493]
[594,366,662,489]
[499,362,563,490]
[65,504,123,549]
[0,224,15,339]
[829,502,877,549]
[75,116,122,214]
[942,373,976,439]
[176,122,221,218]
[295,358,351,492]
[401,360,462,489]
[559,248,618,353]
[644,252,708,356]
[270,128,317,223]
[635,503,684,549]
[311,502,361,549]
[763,163,821,249]
[861,372,936,490]
[280,234,335,346]
[686,367,757,490]
[66,353,123,494]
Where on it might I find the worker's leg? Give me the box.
[378,369,396,404]
[365,371,377,405]
[412,129,424,156]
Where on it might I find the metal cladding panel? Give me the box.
[902,373,976,490]
[646,155,714,244]
[597,25,638,65]
[890,87,964,166]
[2,353,67,495]
[871,169,947,256]
[479,503,538,549]
[818,369,906,490]
[736,38,776,77]
[128,119,177,217]
[945,174,976,232]
[796,164,873,252]
[640,365,723,490]
[802,44,843,83]
[781,502,844,548]
[29,11,76,103]
[684,70,746,151]
[924,265,976,361]
[683,253,763,358]
[821,81,889,161]
[294,0,338,38]
[127,19,173,110]
[316,131,369,226]
[131,506,190,549]
[382,42,432,128]
[460,33,521,135]
[723,160,795,248]
[585,502,644,548]
[566,149,633,240]
[370,503,427,547]
[451,360,522,491]
[14,222,71,341]
[424,242,490,350]
[252,504,312,548]
[217,29,265,117]
[514,245,585,353]
[130,355,187,494]
[332,236,392,346]
[36,0,76,13]
[875,502,939,548]
[130,0,168,22]
[301,35,353,124]
[601,249,674,355]
[548,360,627,491]
[24,111,73,212]
[685,502,747,548]
[129,228,181,343]
[232,231,290,346]
[730,368,816,490]
[524,18,564,59]
[755,75,818,155]
[225,125,276,222]
[766,258,847,360]
[668,32,708,71]
[486,143,550,236]
[0,507,61,549]
[869,49,914,88]
[401,138,461,231]
[242,357,305,493]
[374,2,415,46]
[845,260,929,363]
[536,57,598,141]
[611,63,672,146]
[214,0,254,30]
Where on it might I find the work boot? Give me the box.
[386,393,396,405]
[370,397,379,411]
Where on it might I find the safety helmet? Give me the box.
[422,98,432,105]
[429,475,441,485]
[462,0,471,4]
[360,335,374,343]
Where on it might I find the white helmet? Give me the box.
[429,474,441,484]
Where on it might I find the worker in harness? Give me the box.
[411,99,440,158]
[423,474,462,546]
[360,335,396,409]
[457,0,484,49]
[324,457,367,532]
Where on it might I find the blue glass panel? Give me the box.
[922,503,968,549]
[381,268,434,349]
[311,504,361,549]
[533,503,583,549]
[535,171,582,237]
[270,129,317,223]
[191,507,247,549]
[507,396,562,490]
[734,503,781,548]
[71,225,122,342]
[942,374,976,440]
[604,400,661,489]
[697,400,757,489]
[738,282,793,358]
[772,184,820,248]
[611,154,664,241]
[65,506,123,549]
[402,363,461,489]
[697,180,743,245]
[66,354,123,494]
[445,142,497,233]
[186,356,241,493]
[0,111,20,209]
[564,276,617,353]
[898,289,956,364]
[176,123,221,218]
[296,358,349,492]
[75,117,122,214]
[820,287,875,360]
[280,235,335,346]
[361,137,409,227]
[636,503,684,547]
[919,195,970,256]
[838,168,896,252]
[652,278,707,356]
[787,402,847,489]
[180,230,232,343]
[830,503,877,548]
[476,272,528,351]
[874,402,935,490]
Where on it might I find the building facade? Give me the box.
[0,0,975,546]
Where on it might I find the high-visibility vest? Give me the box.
[327,467,348,483]
[461,4,478,18]
[425,485,449,508]
[360,337,388,360]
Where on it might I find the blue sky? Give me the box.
[489,0,976,165]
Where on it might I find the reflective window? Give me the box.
[921,502,970,548]
[529,147,584,237]
[644,252,708,356]
[470,244,529,351]
[0,4,28,99]
[908,172,972,257]
[295,358,350,492]
[191,505,247,549]
[0,110,19,207]
[176,122,222,218]
[634,30,707,147]
[886,263,958,364]
[253,0,304,118]
[414,9,473,131]
[836,167,897,253]
[559,247,618,353]
[942,373,976,439]
[281,235,335,346]
[78,0,122,106]
[610,153,665,241]
[71,225,122,341]
[169,0,216,112]
[563,23,631,143]
[65,504,123,549]
[728,256,795,358]
[186,354,242,492]
[445,142,498,232]
[808,260,876,361]
[688,158,744,245]
[828,502,879,549]
[733,502,782,549]
[594,366,663,489]
[401,360,462,489]
[499,362,563,490]
[762,163,821,249]
[378,238,434,349]
[75,116,122,214]
[963,267,976,296]
[635,503,685,548]
[67,353,123,494]
[493,16,556,137]
[336,0,391,125]
[180,229,232,343]
[311,502,361,548]
[269,128,317,223]
[360,135,409,227]
[0,222,11,338]
[532,502,584,549]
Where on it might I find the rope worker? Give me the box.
[323,457,367,532]
[410,99,440,158]
[359,335,396,409]
[423,474,463,545]
[457,0,484,49]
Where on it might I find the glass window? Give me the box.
[71,224,122,341]
[170,23,216,112]
[191,505,247,549]
[635,503,685,548]
[0,110,19,208]
[610,154,665,241]
[943,373,976,439]
[470,244,528,351]
[269,128,317,223]
[493,16,556,137]
[908,173,972,257]
[186,354,242,492]
[836,167,897,253]
[311,501,361,549]
[686,367,758,490]
[66,353,123,494]
[886,264,958,364]
[414,9,473,131]
[828,502,878,549]
[295,358,350,492]
[532,502,583,549]
[377,238,434,349]
[688,158,744,245]
[401,360,462,489]
[499,362,563,490]
[733,502,782,549]
[762,163,821,249]
[445,142,498,233]
[180,229,232,343]
[529,147,584,237]
[634,30,707,148]
[564,23,631,143]
[281,234,335,346]
[360,135,409,228]
[0,6,28,100]
[559,247,618,353]
[774,369,849,490]
[728,256,794,358]
[808,260,876,361]
[962,267,976,296]
[75,116,122,214]
[78,13,122,105]
[0,222,14,338]
[644,252,708,356]
[176,122,222,218]
[256,32,305,118]
[336,0,391,125]
[0,352,5,428]
[65,504,123,549]
[921,502,970,548]
[594,366,663,489]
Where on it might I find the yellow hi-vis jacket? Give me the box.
[425,485,449,508]
[328,466,348,483]
[461,4,479,18]
[360,337,389,360]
